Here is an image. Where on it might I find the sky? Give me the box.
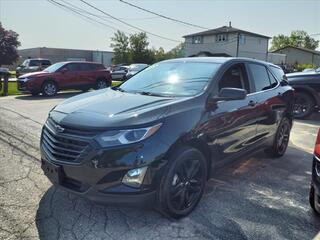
[0,0,319,52]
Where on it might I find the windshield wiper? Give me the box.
[135,91,169,97]
[113,86,125,92]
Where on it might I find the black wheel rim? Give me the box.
[277,122,290,154]
[293,96,310,116]
[169,158,203,212]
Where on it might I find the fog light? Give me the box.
[122,166,148,188]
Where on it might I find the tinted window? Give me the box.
[248,63,274,92]
[29,60,41,67]
[269,66,285,82]
[219,64,250,93]
[267,70,278,88]
[121,62,221,97]
[66,63,80,71]
[79,63,94,71]
[41,60,51,66]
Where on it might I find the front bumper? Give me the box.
[40,119,168,207]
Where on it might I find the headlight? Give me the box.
[96,123,162,147]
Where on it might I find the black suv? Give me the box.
[40,57,294,218]
[286,68,320,119]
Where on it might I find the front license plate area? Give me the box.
[42,160,63,185]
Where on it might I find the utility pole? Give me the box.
[236,33,240,57]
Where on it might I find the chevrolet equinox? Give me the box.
[41,57,294,218]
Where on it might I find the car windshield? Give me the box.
[120,61,221,97]
[43,62,66,73]
[129,64,147,71]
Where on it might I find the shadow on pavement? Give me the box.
[36,146,320,240]
[14,91,82,101]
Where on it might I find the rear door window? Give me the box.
[29,60,41,67]
[269,66,286,82]
[66,63,80,72]
[248,63,275,92]
[41,60,51,66]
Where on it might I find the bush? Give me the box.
[295,63,316,72]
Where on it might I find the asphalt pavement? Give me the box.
[0,92,320,240]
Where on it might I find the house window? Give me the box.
[216,34,228,42]
[192,36,203,44]
[239,34,246,44]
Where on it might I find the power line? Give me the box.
[47,0,132,35]
[79,0,181,43]
[119,0,209,30]
[61,0,159,21]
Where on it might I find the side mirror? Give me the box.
[212,88,247,101]
[60,68,68,74]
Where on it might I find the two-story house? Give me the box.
[183,24,270,61]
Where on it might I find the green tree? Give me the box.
[0,22,21,66]
[166,43,185,59]
[110,30,129,64]
[129,32,151,63]
[270,30,319,51]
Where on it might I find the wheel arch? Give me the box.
[164,137,212,180]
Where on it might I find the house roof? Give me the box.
[183,26,271,39]
[272,46,320,55]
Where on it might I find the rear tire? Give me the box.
[310,185,320,215]
[41,81,58,97]
[265,117,291,158]
[155,146,207,219]
[293,92,315,119]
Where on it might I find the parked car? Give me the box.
[17,61,111,96]
[302,68,316,73]
[124,64,149,80]
[111,65,129,81]
[309,128,320,215]
[16,58,51,77]
[40,57,294,218]
[286,68,320,119]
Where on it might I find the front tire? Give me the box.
[41,81,58,97]
[95,79,109,90]
[265,117,291,158]
[293,92,315,119]
[155,146,207,218]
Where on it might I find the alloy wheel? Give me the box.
[277,121,290,154]
[44,83,57,96]
[97,80,107,89]
[168,158,203,212]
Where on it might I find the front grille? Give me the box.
[17,80,26,90]
[41,119,97,164]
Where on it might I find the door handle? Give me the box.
[248,100,256,107]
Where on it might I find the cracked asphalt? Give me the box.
[0,93,320,240]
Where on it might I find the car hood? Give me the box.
[19,71,49,78]
[50,88,188,129]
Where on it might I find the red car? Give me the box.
[17,61,111,96]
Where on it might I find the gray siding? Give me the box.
[184,33,268,61]
[237,35,268,61]
[17,47,114,66]
[274,47,320,67]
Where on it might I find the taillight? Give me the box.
[314,129,320,158]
